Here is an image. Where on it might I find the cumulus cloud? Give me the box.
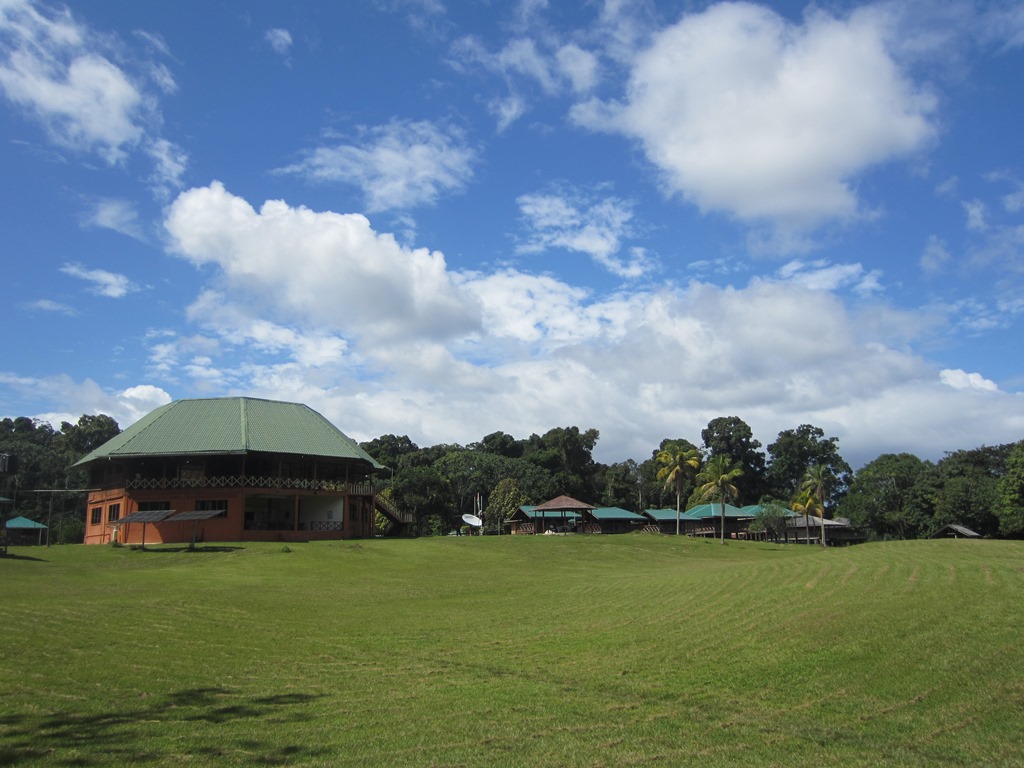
[0,373,171,429]
[186,290,349,368]
[164,181,481,342]
[60,262,137,298]
[516,185,651,277]
[572,2,937,233]
[155,182,1024,470]
[279,119,476,211]
[940,368,998,391]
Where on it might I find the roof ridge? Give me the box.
[240,397,249,451]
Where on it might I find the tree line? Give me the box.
[1,411,1022,541]
[0,414,122,543]
[361,417,1024,540]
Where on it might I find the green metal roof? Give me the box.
[6,516,47,529]
[589,507,645,521]
[682,503,749,519]
[74,397,383,468]
[643,508,683,522]
[517,506,582,520]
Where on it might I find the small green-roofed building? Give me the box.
[642,508,690,534]
[77,397,398,545]
[509,502,645,535]
[509,505,583,534]
[5,515,48,545]
[585,507,646,534]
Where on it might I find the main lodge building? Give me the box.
[77,397,403,545]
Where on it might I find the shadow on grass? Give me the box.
[0,687,327,766]
[0,552,47,562]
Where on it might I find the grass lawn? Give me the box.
[1,535,1022,767]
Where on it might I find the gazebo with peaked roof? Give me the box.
[533,495,595,534]
[508,495,595,534]
[75,397,398,545]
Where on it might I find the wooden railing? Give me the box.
[125,475,374,493]
[374,494,413,525]
[309,520,345,532]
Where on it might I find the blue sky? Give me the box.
[2,0,1023,469]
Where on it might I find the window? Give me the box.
[244,495,294,531]
[137,501,171,511]
[195,499,228,518]
[90,507,102,525]
[108,504,120,523]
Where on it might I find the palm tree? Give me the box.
[791,489,824,545]
[801,465,830,547]
[656,447,702,535]
[695,454,743,544]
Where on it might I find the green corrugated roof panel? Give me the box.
[643,509,682,521]
[523,509,582,520]
[683,503,748,519]
[75,397,382,468]
[6,516,47,530]
[590,507,645,521]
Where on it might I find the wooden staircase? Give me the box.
[373,494,414,536]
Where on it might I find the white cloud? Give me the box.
[555,43,598,93]
[147,61,176,94]
[265,28,292,55]
[185,290,349,367]
[921,235,951,274]
[0,1,143,162]
[164,182,481,343]
[940,368,998,392]
[279,119,476,211]
[573,2,937,233]
[516,185,651,277]
[453,35,558,93]
[60,262,137,298]
[450,34,598,128]
[27,298,76,315]
[0,0,185,188]
[156,183,1024,470]
[775,259,881,294]
[964,199,988,231]
[146,137,188,199]
[81,198,145,240]
[0,373,171,430]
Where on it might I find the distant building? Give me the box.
[509,496,646,534]
[76,397,405,545]
[930,524,981,539]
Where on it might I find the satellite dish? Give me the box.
[462,513,482,527]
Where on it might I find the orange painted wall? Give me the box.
[84,487,375,544]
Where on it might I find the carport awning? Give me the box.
[110,510,177,527]
[110,509,226,526]
[168,509,226,522]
